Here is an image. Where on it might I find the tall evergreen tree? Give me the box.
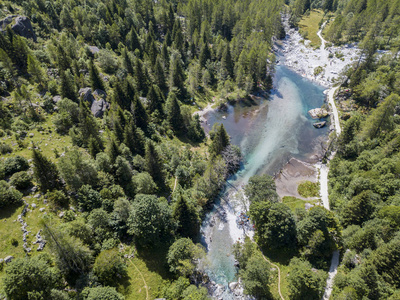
[88,59,105,91]
[134,57,148,95]
[60,69,77,101]
[123,120,145,156]
[126,28,141,53]
[122,49,134,74]
[199,42,211,68]
[131,95,148,131]
[173,186,199,239]
[169,56,186,96]
[144,141,164,186]
[60,5,74,29]
[221,44,234,78]
[209,123,230,156]
[154,56,167,92]
[32,149,62,191]
[56,44,71,72]
[146,84,163,115]
[165,91,184,133]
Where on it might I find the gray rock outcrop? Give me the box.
[91,98,110,118]
[308,108,329,119]
[4,256,14,263]
[79,87,95,103]
[78,87,109,117]
[0,15,36,41]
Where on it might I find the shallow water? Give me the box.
[201,64,329,298]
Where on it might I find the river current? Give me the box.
[200,62,329,298]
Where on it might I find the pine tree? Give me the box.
[56,44,71,72]
[221,43,234,78]
[88,59,105,91]
[27,54,45,85]
[131,95,148,131]
[144,141,164,186]
[107,137,121,164]
[122,49,134,74]
[78,101,103,148]
[88,136,102,158]
[173,186,199,239]
[59,69,77,101]
[199,42,211,68]
[123,120,145,156]
[134,57,148,96]
[209,123,230,156]
[165,91,184,133]
[126,28,141,53]
[169,56,186,96]
[32,149,61,191]
[60,5,74,29]
[146,85,163,115]
[154,56,167,92]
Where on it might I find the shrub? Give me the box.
[0,180,23,208]
[4,155,29,177]
[93,248,127,286]
[46,190,69,209]
[0,142,12,154]
[298,181,319,198]
[10,238,18,247]
[10,171,32,190]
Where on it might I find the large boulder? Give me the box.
[91,98,110,118]
[4,255,14,263]
[308,108,329,119]
[12,16,37,42]
[93,89,107,100]
[1,16,36,41]
[0,15,16,29]
[78,87,95,103]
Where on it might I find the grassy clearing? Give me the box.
[1,116,73,163]
[118,246,168,300]
[298,9,324,48]
[283,196,319,212]
[297,181,320,198]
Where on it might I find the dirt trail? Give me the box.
[255,243,285,300]
[317,22,341,300]
[129,257,149,300]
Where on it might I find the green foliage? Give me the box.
[245,174,279,203]
[93,248,127,286]
[165,91,184,133]
[3,254,63,300]
[9,171,32,190]
[3,155,29,177]
[250,202,297,250]
[58,149,98,191]
[208,123,230,157]
[173,186,200,239]
[32,148,62,192]
[82,286,125,300]
[240,253,271,299]
[127,194,176,247]
[341,190,379,226]
[167,238,205,277]
[0,180,22,208]
[287,257,326,300]
[297,181,319,198]
[43,221,93,281]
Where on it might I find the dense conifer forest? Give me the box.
[0,0,400,299]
